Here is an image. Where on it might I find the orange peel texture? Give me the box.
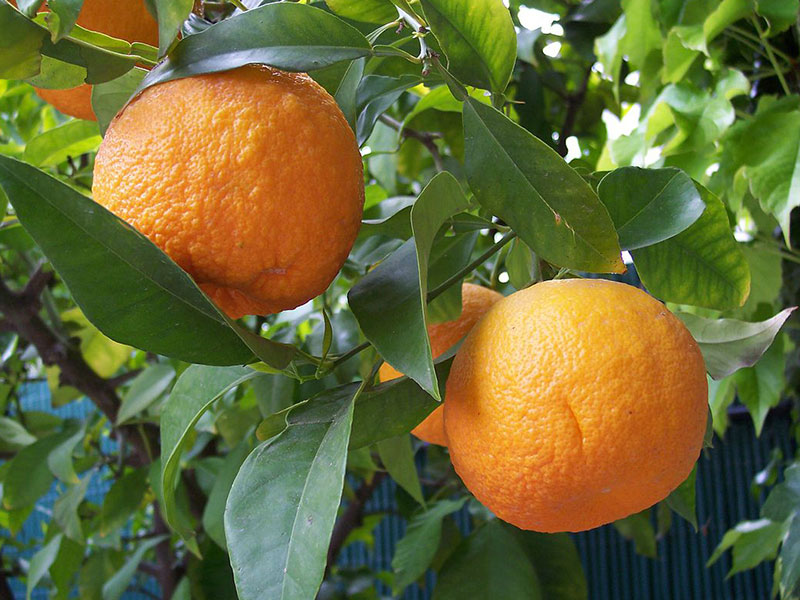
[93,65,365,319]
[444,279,708,532]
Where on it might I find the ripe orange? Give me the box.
[25,0,159,120]
[444,279,708,532]
[379,283,503,446]
[93,65,365,319]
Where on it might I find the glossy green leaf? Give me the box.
[53,474,91,543]
[666,466,698,530]
[755,0,800,35]
[356,74,421,144]
[47,423,85,484]
[46,0,83,42]
[202,441,250,550]
[153,0,192,57]
[3,429,70,509]
[614,510,657,558]
[420,0,516,93]
[433,519,542,600]
[511,530,588,600]
[27,534,63,600]
[350,173,471,399]
[708,519,786,575]
[116,364,175,425]
[334,58,366,131]
[140,3,372,91]
[0,3,137,83]
[597,167,705,250]
[392,498,467,593]
[734,335,785,436]
[91,67,146,135]
[325,0,398,23]
[725,97,800,243]
[258,361,446,448]
[23,120,101,166]
[377,434,424,505]
[780,515,800,597]
[102,536,167,600]
[632,186,750,309]
[160,366,257,542]
[0,155,294,367]
[464,98,624,273]
[100,468,148,536]
[0,416,37,448]
[677,307,794,379]
[225,386,355,600]
[507,239,538,291]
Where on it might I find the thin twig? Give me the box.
[556,66,592,157]
[751,17,791,94]
[378,113,445,173]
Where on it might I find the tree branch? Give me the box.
[378,114,445,172]
[326,472,387,575]
[556,66,592,157]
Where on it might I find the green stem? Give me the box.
[729,24,794,63]
[229,0,247,10]
[428,231,517,302]
[750,17,791,94]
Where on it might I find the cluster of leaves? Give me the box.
[0,0,799,598]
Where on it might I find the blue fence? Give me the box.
[4,382,794,599]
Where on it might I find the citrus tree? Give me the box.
[0,0,799,598]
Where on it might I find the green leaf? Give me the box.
[597,167,705,250]
[734,334,785,436]
[116,364,175,425]
[377,434,424,505]
[0,155,294,367]
[676,307,794,379]
[0,3,138,83]
[725,97,800,243]
[419,0,516,93]
[140,3,372,91]
[225,386,355,600]
[350,173,471,399]
[47,423,85,484]
[202,441,250,550]
[334,58,366,131]
[325,0,398,23]
[100,468,148,536]
[433,519,542,600]
[666,466,698,530]
[392,498,467,593]
[102,536,167,600]
[755,0,800,35]
[91,67,146,135]
[3,430,70,509]
[53,474,91,543]
[356,74,421,144]
[257,360,449,448]
[23,120,101,167]
[505,238,535,290]
[708,376,736,437]
[614,510,657,558]
[780,515,800,597]
[27,534,63,600]
[632,186,750,309]
[153,0,192,57]
[0,416,37,448]
[463,98,624,273]
[161,365,257,543]
[50,536,84,600]
[511,530,588,600]
[46,0,83,42]
[762,464,800,522]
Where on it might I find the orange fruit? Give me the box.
[444,279,708,532]
[93,65,365,319]
[24,0,159,120]
[379,283,503,445]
